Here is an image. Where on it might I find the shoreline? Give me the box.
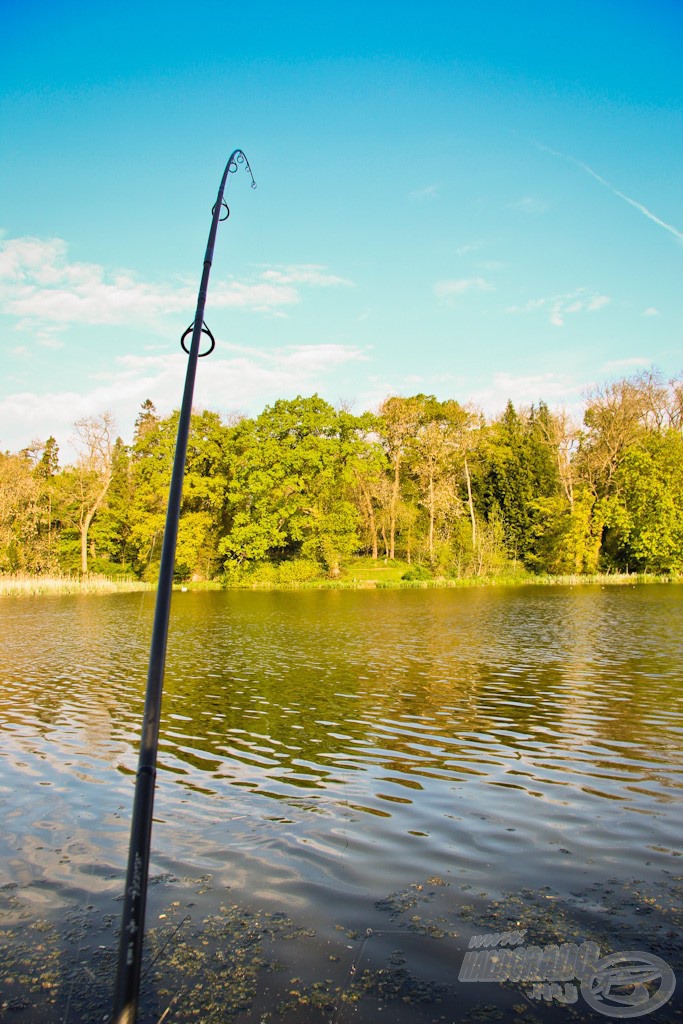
[1,570,680,597]
[223,571,681,591]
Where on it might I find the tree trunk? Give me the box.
[428,471,435,564]
[389,456,400,559]
[80,474,112,574]
[80,511,93,574]
[369,504,378,559]
[357,477,378,559]
[464,457,477,549]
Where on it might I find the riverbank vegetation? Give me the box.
[1,369,681,588]
[0,573,154,597]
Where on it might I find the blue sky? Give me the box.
[1,0,681,456]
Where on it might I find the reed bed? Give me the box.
[0,574,155,597]
[2,571,678,597]
[515,572,681,587]
[227,571,680,591]
[376,572,680,589]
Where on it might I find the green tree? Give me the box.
[35,436,60,480]
[580,377,650,497]
[88,438,134,572]
[476,401,561,571]
[377,396,423,559]
[70,412,116,573]
[578,370,683,569]
[0,436,62,572]
[525,487,600,574]
[0,452,39,572]
[603,430,683,572]
[133,398,160,444]
[220,395,360,577]
[410,396,468,567]
[346,411,387,560]
[128,410,176,576]
[129,408,231,580]
[32,436,61,572]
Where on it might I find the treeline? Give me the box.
[1,370,682,582]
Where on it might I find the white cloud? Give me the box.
[0,236,68,284]
[37,334,65,349]
[434,277,494,299]
[0,343,369,457]
[505,298,546,314]
[259,265,354,288]
[363,371,586,425]
[273,343,366,372]
[408,184,440,201]
[642,307,661,317]
[468,371,584,418]
[549,301,567,327]
[455,243,480,256]
[0,236,353,330]
[506,288,610,326]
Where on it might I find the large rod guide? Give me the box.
[112,150,256,1024]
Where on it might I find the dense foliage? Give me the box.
[1,371,681,581]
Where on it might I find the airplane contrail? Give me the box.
[537,142,683,243]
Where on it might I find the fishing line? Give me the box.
[127,529,161,675]
[336,759,351,853]
[61,898,96,1024]
[329,927,373,1024]
[142,913,192,981]
[155,988,185,1024]
[328,925,424,1024]
[134,529,159,626]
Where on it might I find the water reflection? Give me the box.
[2,585,682,1021]
[1,586,682,899]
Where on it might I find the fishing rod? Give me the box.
[112,149,256,1024]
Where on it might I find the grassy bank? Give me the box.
[0,574,155,597]
[219,557,681,591]
[3,567,679,597]
[230,573,682,591]
[375,571,681,589]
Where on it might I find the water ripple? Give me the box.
[1,585,681,912]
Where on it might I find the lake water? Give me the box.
[0,585,681,1022]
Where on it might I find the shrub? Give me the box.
[277,559,321,583]
[401,564,433,581]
